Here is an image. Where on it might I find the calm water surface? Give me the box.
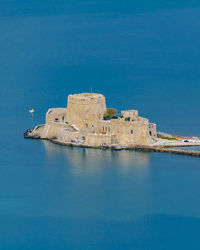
[1,0,200,249]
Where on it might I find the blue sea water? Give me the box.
[1,0,200,249]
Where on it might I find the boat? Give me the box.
[29,108,35,113]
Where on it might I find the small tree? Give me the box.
[125,117,130,121]
[103,108,117,120]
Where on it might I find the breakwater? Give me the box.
[50,140,200,157]
[134,146,200,157]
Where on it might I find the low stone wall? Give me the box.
[46,108,66,123]
[41,122,67,138]
[58,130,82,143]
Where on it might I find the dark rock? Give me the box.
[24,129,33,138]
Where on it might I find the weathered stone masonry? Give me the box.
[37,93,157,147]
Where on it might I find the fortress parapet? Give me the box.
[121,110,138,120]
[46,108,66,123]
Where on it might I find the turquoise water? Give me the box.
[1,1,200,249]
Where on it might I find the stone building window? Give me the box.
[92,124,94,128]
[131,130,133,134]
[103,127,104,131]
[86,123,88,128]
[108,127,110,132]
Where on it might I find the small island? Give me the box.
[25,93,200,156]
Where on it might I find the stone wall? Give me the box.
[58,130,83,143]
[84,133,113,147]
[46,108,66,123]
[41,121,113,147]
[65,93,106,129]
[121,110,138,120]
[39,93,155,147]
[115,121,150,145]
[98,118,150,145]
[149,123,157,138]
[41,122,67,139]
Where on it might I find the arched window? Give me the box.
[86,123,88,128]
[131,130,133,134]
[108,127,110,132]
[92,124,94,128]
[103,127,104,131]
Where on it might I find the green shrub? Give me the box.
[161,137,178,141]
[125,117,130,121]
[103,108,117,120]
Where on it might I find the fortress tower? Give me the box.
[66,93,107,129]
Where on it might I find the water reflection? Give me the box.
[42,140,151,220]
[43,140,150,172]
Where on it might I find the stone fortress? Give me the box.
[28,93,157,148]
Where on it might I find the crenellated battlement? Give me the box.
[67,93,106,105]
